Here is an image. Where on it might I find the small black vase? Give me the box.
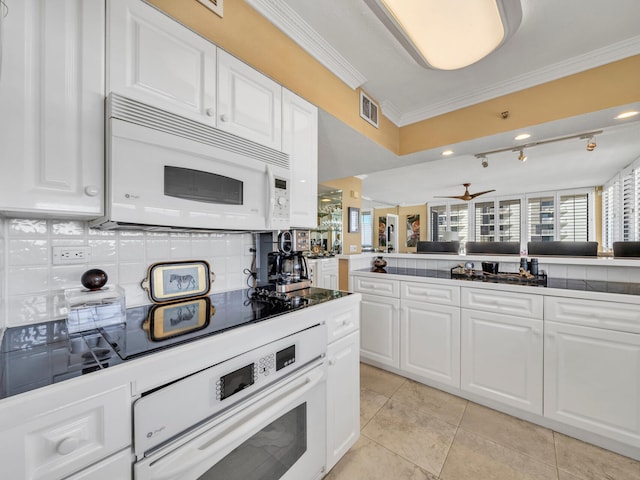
[81,269,108,290]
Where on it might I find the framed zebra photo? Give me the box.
[141,260,214,303]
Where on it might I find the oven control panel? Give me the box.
[133,322,324,455]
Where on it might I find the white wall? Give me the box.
[1,218,255,329]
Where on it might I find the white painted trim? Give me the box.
[244,0,367,90]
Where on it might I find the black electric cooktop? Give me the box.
[0,286,349,400]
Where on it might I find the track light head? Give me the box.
[586,136,597,151]
[518,149,527,162]
[480,155,489,168]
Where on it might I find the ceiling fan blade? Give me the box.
[469,189,496,199]
[434,195,468,200]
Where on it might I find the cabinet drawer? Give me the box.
[0,384,131,480]
[352,276,399,298]
[545,296,640,333]
[326,296,360,344]
[462,288,543,319]
[401,281,460,306]
[65,448,131,480]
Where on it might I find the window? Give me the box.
[474,201,495,241]
[559,194,588,241]
[361,210,373,247]
[498,199,521,242]
[602,160,640,250]
[430,203,467,242]
[528,196,554,242]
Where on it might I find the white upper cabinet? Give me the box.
[283,89,318,228]
[0,0,105,217]
[217,49,282,150]
[108,0,217,125]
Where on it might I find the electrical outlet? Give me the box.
[350,245,357,252]
[245,245,256,256]
[52,246,92,265]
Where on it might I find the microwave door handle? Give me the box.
[265,164,274,229]
[148,365,325,480]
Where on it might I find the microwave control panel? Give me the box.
[272,176,290,227]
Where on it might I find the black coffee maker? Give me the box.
[267,230,311,292]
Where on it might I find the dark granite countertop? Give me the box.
[355,267,640,296]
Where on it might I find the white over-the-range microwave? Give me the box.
[90,94,291,232]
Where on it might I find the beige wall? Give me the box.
[373,205,428,253]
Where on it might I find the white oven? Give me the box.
[91,94,291,232]
[133,323,327,480]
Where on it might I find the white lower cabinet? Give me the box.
[360,294,400,368]
[544,320,640,447]
[326,331,360,472]
[400,299,460,388]
[0,383,131,480]
[64,448,132,480]
[461,308,543,414]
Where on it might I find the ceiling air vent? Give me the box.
[197,0,223,18]
[360,90,379,128]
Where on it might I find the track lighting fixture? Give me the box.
[518,149,527,162]
[473,129,602,165]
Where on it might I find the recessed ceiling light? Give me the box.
[441,150,454,156]
[615,111,639,120]
[514,133,531,141]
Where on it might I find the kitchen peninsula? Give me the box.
[347,252,640,461]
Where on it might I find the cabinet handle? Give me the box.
[206,108,215,117]
[329,358,336,366]
[84,185,100,197]
[56,437,80,455]
[342,319,350,326]
[220,114,229,122]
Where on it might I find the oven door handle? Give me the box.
[148,364,325,480]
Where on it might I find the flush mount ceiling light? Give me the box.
[441,149,454,156]
[364,0,523,70]
[615,111,639,120]
[514,133,531,141]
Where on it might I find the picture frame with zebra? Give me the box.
[141,260,215,303]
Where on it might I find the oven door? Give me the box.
[134,361,326,480]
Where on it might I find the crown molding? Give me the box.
[397,35,640,126]
[244,0,367,90]
[379,100,401,125]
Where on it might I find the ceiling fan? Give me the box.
[435,183,496,201]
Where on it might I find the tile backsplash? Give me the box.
[1,218,255,328]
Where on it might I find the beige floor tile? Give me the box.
[360,387,388,429]
[360,363,407,397]
[554,433,640,480]
[440,429,559,480]
[362,398,458,476]
[460,402,556,465]
[558,470,584,480]
[324,436,438,480]
[391,379,468,426]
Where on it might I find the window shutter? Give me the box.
[498,199,521,242]
[449,203,468,242]
[474,201,495,241]
[559,194,588,241]
[528,196,554,241]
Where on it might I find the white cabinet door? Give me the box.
[326,331,360,471]
[0,0,104,217]
[400,300,460,388]
[108,0,217,125]
[283,89,318,228]
[360,294,400,368]
[544,320,640,447]
[217,50,282,150]
[318,259,339,290]
[461,309,543,414]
